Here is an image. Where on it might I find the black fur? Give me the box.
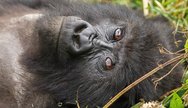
[0,0,184,108]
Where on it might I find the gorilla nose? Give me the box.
[72,23,95,54]
[59,16,113,55]
[70,17,114,53]
[60,16,96,54]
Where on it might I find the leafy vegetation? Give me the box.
[147,0,188,39]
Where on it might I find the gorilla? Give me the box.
[0,0,184,108]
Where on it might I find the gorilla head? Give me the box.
[0,0,184,108]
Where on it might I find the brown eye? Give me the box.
[113,28,123,41]
[105,57,113,70]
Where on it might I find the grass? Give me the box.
[146,0,188,38]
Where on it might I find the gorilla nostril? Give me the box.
[89,33,98,43]
[66,18,95,54]
[74,23,88,33]
[73,34,80,49]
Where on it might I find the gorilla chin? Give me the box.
[0,0,184,108]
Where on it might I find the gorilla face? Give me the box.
[33,16,130,107]
[17,10,182,107]
[35,15,157,107]
[46,13,182,107]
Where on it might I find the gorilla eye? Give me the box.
[105,57,114,70]
[113,28,123,41]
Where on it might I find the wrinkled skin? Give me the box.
[0,0,185,108]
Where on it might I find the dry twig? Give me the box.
[103,53,187,108]
[153,60,182,88]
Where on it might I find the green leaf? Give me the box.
[169,93,184,108]
[184,39,188,53]
[162,93,173,107]
[112,0,128,5]
[182,70,188,83]
[131,102,143,108]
